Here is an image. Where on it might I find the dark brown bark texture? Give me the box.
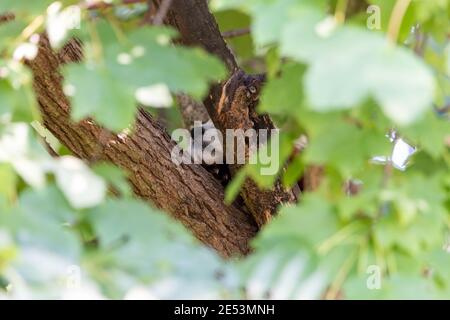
[155,0,297,227]
[28,36,257,258]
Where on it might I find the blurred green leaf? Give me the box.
[259,63,305,115]
[254,194,339,249]
[92,163,132,197]
[63,63,136,132]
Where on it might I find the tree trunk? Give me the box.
[28,36,257,258]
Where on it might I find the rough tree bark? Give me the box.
[28,36,257,258]
[155,0,297,226]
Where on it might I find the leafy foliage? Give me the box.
[213,0,449,300]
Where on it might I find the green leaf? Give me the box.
[92,163,132,197]
[214,10,254,60]
[0,123,49,188]
[279,8,435,125]
[63,26,226,131]
[123,27,227,99]
[402,112,450,159]
[215,0,327,48]
[54,156,107,210]
[412,0,450,41]
[5,186,81,289]
[240,244,327,299]
[0,19,27,54]
[337,185,380,221]
[18,185,75,224]
[0,72,38,123]
[250,0,300,47]
[303,119,390,174]
[344,274,438,299]
[367,0,416,42]
[224,169,247,205]
[0,163,16,203]
[254,194,339,249]
[427,250,450,290]
[282,154,304,188]
[280,8,328,63]
[0,0,53,15]
[259,63,305,115]
[247,131,294,188]
[374,174,446,256]
[446,44,450,75]
[304,28,435,125]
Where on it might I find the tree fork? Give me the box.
[153,0,297,226]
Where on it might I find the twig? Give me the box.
[222,27,250,38]
[387,0,412,43]
[20,15,44,42]
[82,0,147,10]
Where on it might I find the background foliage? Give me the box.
[0,0,449,299]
